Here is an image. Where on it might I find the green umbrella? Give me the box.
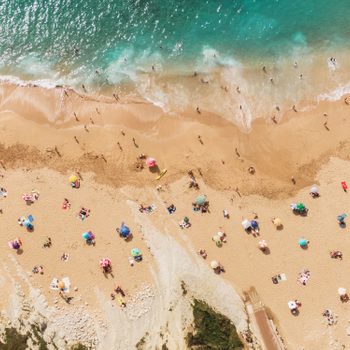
[131,248,141,257]
[195,195,207,206]
[296,203,305,211]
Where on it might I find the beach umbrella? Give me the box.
[210,260,219,269]
[272,218,282,227]
[217,231,225,238]
[212,235,221,243]
[299,238,308,247]
[338,287,347,296]
[131,248,141,257]
[146,157,156,168]
[120,225,130,237]
[58,281,65,290]
[23,220,32,228]
[288,301,297,310]
[100,258,111,267]
[22,194,33,202]
[82,231,94,240]
[195,195,207,206]
[69,175,77,183]
[241,219,251,230]
[259,240,267,249]
[310,186,318,194]
[296,203,305,211]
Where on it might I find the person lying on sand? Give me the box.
[330,250,343,259]
[62,198,71,209]
[167,204,176,214]
[32,265,44,274]
[78,207,90,220]
[198,249,207,259]
[115,286,126,297]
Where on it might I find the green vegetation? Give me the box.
[0,328,29,350]
[0,326,88,350]
[70,344,89,350]
[181,281,188,296]
[136,336,146,350]
[186,299,243,350]
[31,324,48,350]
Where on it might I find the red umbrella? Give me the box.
[146,158,156,168]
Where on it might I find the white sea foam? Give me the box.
[318,83,350,102]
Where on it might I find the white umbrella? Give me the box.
[338,287,347,296]
[259,240,267,248]
[242,219,251,230]
[212,235,221,243]
[310,186,318,194]
[210,260,219,269]
[288,301,297,310]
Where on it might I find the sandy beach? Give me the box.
[2,82,350,349]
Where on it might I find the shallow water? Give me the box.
[1,0,350,127]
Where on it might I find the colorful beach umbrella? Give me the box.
[131,248,141,257]
[296,203,305,211]
[100,258,111,267]
[69,175,77,183]
[299,238,308,247]
[146,157,156,168]
[120,224,130,237]
[195,195,207,206]
[58,281,65,290]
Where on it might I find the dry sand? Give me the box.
[1,83,350,349]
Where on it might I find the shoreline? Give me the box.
[1,44,350,130]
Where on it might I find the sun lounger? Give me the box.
[272,273,287,284]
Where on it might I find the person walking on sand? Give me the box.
[196,107,201,114]
[198,135,203,145]
[292,105,297,112]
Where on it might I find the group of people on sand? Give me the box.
[191,182,350,316]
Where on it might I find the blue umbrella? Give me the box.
[82,232,90,240]
[120,225,130,238]
[299,238,308,247]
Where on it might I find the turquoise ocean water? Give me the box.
[1,0,350,127]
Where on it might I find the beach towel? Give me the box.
[50,278,59,290]
[272,273,287,284]
[62,277,70,293]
